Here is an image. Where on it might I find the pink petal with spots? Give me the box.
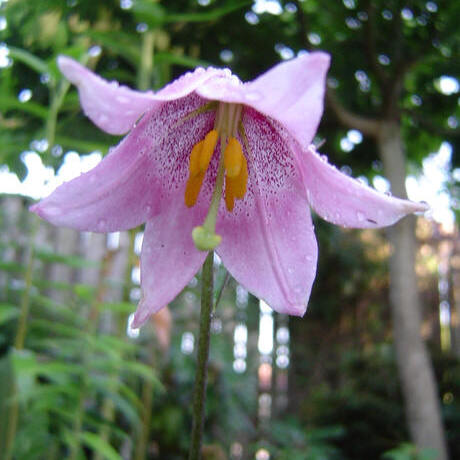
[132,204,208,328]
[31,94,215,232]
[216,109,318,316]
[58,56,157,135]
[297,146,429,228]
[196,52,330,147]
[59,56,231,135]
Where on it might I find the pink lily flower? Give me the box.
[31,53,427,327]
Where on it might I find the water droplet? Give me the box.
[98,114,109,124]
[116,95,129,104]
[245,91,261,102]
[357,211,365,222]
[97,219,107,231]
[288,267,294,274]
[145,205,152,214]
[304,255,313,262]
[320,154,329,162]
[45,206,60,216]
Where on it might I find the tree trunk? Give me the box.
[378,121,448,460]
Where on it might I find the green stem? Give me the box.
[69,253,112,460]
[188,252,214,460]
[137,30,155,91]
[134,355,154,460]
[5,216,39,460]
[14,217,39,350]
[132,28,157,460]
[202,145,225,233]
[213,270,230,313]
[45,52,90,151]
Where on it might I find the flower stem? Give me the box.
[188,251,214,460]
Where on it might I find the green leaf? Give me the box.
[55,134,111,154]
[79,431,123,460]
[86,30,141,66]
[8,47,51,77]
[133,0,250,25]
[35,248,99,268]
[98,301,135,314]
[155,52,211,69]
[0,96,48,119]
[0,304,19,324]
[73,283,96,302]
[0,260,25,273]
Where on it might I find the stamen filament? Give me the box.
[203,137,226,231]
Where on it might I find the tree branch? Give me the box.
[326,89,380,137]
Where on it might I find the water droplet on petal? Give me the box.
[245,91,262,102]
[97,219,107,231]
[357,211,365,222]
[320,154,329,162]
[294,286,303,294]
[288,267,294,274]
[45,205,60,216]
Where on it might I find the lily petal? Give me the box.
[132,204,208,328]
[196,52,330,147]
[58,56,157,135]
[217,110,318,316]
[298,146,428,228]
[154,66,234,100]
[31,94,215,232]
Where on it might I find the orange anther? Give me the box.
[184,172,205,208]
[199,130,219,172]
[224,137,243,178]
[189,140,204,177]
